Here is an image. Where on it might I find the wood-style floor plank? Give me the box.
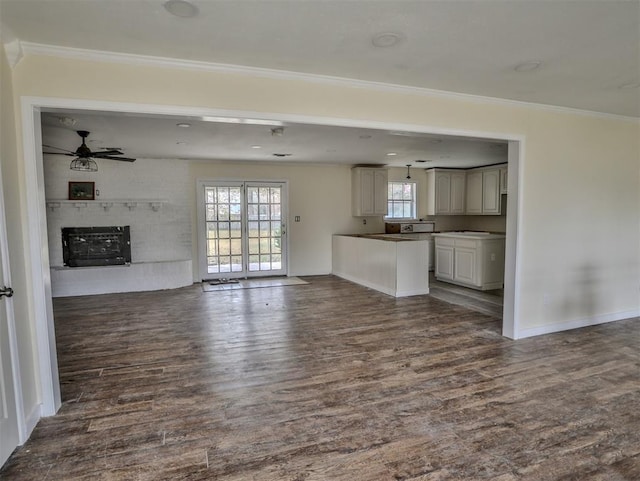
[1,275,638,480]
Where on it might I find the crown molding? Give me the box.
[20,42,640,122]
[2,39,24,69]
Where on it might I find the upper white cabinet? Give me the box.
[352,167,388,216]
[464,164,506,215]
[465,171,483,214]
[426,169,466,215]
[482,169,501,214]
[500,167,508,194]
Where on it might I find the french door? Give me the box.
[198,181,287,279]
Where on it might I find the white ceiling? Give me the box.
[2,0,638,117]
[3,0,637,168]
[40,110,508,168]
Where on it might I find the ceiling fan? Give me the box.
[43,130,136,171]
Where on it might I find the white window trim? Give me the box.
[385,181,417,220]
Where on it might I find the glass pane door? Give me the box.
[204,184,243,275]
[201,181,287,279]
[246,184,284,274]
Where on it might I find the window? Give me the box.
[387,181,417,219]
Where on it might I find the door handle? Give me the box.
[0,286,13,298]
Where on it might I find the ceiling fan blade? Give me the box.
[43,152,76,156]
[93,150,124,156]
[101,156,136,162]
[42,144,75,154]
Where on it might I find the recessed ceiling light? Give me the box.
[57,116,76,127]
[201,116,284,126]
[164,0,199,18]
[372,32,403,48]
[386,152,397,156]
[251,145,262,149]
[619,81,640,89]
[514,61,542,72]
[176,122,191,128]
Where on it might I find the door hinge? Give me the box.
[0,286,14,298]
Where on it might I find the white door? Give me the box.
[0,174,20,466]
[200,181,287,279]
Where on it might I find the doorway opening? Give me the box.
[197,181,288,280]
[19,97,523,420]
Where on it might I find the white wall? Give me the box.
[190,161,384,279]
[9,54,637,331]
[44,157,192,266]
[3,50,639,433]
[0,43,40,428]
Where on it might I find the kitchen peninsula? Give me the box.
[332,234,429,297]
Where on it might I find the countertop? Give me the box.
[336,234,425,242]
[432,231,506,240]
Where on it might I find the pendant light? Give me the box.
[406,164,411,179]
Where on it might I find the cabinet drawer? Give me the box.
[434,237,455,247]
[454,238,478,249]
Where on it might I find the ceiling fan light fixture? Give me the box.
[164,0,199,18]
[70,157,98,172]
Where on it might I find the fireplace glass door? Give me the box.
[200,181,287,279]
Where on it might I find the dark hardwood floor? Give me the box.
[2,275,639,480]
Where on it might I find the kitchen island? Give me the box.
[332,234,429,297]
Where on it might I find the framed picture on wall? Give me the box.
[68,181,95,200]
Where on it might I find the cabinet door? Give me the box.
[435,245,454,280]
[435,172,451,214]
[373,169,388,215]
[482,169,501,214]
[450,172,466,214]
[465,171,483,214]
[453,247,476,285]
[500,167,508,194]
[359,169,375,215]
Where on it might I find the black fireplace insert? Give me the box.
[62,226,131,267]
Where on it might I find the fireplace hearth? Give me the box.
[62,226,131,267]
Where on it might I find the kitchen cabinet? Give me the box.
[426,169,466,215]
[500,167,508,194]
[433,233,505,290]
[464,166,503,215]
[465,171,483,214]
[351,167,388,216]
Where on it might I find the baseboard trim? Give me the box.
[516,309,640,339]
[22,403,41,444]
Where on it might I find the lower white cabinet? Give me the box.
[433,233,505,290]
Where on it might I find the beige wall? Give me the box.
[190,161,384,279]
[1,45,40,420]
[7,54,640,337]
